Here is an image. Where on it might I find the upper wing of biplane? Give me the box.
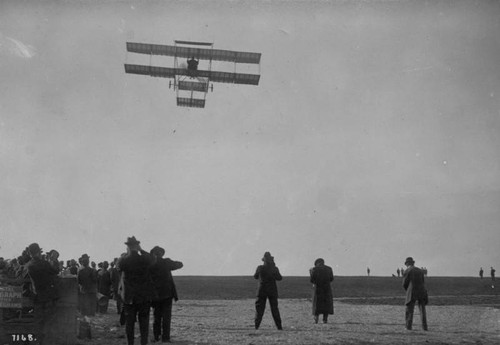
[126,41,261,64]
[124,64,260,85]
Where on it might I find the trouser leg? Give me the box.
[254,296,266,329]
[137,301,151,345]
[117,296,123,314]
[419,302,428,331]
[34,300,56,345]
[124,304,137,345]
[322,313,328,323]
[405,301,415,330]
[152,300,162,340]
[269,296,282,330]
[161,298,173,341]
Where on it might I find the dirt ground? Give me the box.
[79,299,500,345]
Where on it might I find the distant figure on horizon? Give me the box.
[367,267,370,276]
[491,267,496,282]
[397,268,401,277]
[309,258,334,324]
[479,267,484,279]
[402,257,428,331]
[253,251,283,330]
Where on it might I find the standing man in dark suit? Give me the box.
[309,258,334,324]
[25,243,59,345]
[77,254,97,316]
[254,251,283,330]
[402,257,428,331]
[118,236,155,345]
[150,246,183,343]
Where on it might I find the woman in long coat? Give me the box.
[310,258,334,323]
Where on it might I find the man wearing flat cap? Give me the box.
[150,246,183,343]
[253,251,283,330]
[118,236,155,345]
[402,257,428,331]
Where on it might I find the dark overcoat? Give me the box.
[78,266,97,294]
[118,250,155,304]
[310,264,334,315]
[403,266,428,305]
[26,257,59,303]
[97,269,112,297]
[254,262,282,298]
[150,258,183,301]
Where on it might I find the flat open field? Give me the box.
[173,276,500,306]
[77,276,500,345]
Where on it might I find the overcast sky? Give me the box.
[1,0,499,276]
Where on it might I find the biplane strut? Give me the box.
[124,40,261,108]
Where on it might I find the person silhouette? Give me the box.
[253,252,283,330]
[402,257,428,331]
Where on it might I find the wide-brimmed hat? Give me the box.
[125,236,140,246]
[404,257,415,265]
[150,246,165,256]
[28,243,42,255]
[262,251,274,262]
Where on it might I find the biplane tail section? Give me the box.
[177,97,206,108]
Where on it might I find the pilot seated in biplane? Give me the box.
[187,57,199,77]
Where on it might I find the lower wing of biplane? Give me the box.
[124,40,261,108]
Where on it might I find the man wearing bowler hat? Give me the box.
[402,257,428,331]
[118,236,155,345]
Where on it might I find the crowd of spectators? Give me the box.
[0,244,121,316]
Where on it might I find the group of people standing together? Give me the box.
[115,239,336,344]
[252,252,335,330]
[113,236,183,344]
[6,237,432,344]
[479,266,496,281]
[254,253,429,332]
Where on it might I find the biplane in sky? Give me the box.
[124,40,261,108]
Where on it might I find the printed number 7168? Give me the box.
[11,334,36,342]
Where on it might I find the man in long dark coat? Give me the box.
[310,258,334,323]
[403,257,428,331]
[150,246,183,342]
[253,251,283,330]
[77,254,97,316]
[118,236,155,345]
